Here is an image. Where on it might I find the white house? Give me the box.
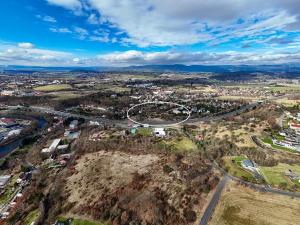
[153,128,166,137]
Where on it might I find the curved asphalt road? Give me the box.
[199,170,300,225]
[5,94,299,225]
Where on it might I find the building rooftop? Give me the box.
[241,159,255,168]
[0,175,11,188]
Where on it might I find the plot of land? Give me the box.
[66,150,160,205]
[199,121,266,149]
[137,127,153,136]
[260,163,300,189]
[24,209,39,225]
[222,156,255,182]
[57,217,106,225]
[46,91,83,100]
[34,84,72,92]
[64,149,214,224]
[209,181,300,225]
[262,137,297,153]
[160,137,198,152]
[266,85,300,93]
[217,96,258,101]
[0,175,18,205]
[274,98,300,107]
[175,85,217,94]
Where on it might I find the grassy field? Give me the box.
[266,85,300,93]
[58,217,106,225]
[0,175,17,204]
[137,128,153,137]
[209,181,300,225]
[160,137,198,152]
[107,74,158,81]
[47,91,83,100]
[24,209,39,225]
[221,84,264,89]
[220,84,300,93]
[34,84,72,92]
[259,163,300,188]
[274,98,300,107]
[107,86,131,93]
[272,133,285,141]
[223,156,255,182]
[175,85,217,94]
[217,96,258,101]
[262,137,297,153]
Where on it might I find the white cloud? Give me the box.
[43,15,57,23]
[74,26,89,40]
[47,0,82,11]
[1,42,300,66]
[18,42,35,49]
[90,35,109,42]
[36,15,57,23]
[43,0,300,47]
[82,0,300,47]
[73,57,80,62]
[98,50,300,66]
[87,14,99,24]
[0,42,75,66]
[50,27,72,33]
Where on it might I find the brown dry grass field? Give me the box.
[217,96,259,101]
[209,181,300,225]
[196,121,267,148]
[63,148,217,225]
[274,98,300,107]
[66,151,159,205]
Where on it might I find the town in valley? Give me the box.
[0,68,300,225]
[1,1,300,225]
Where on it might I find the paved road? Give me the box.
[5,102,259,128]
[4,92,294,128]
[4,94,300,223]
[199,170,300,225]
[228,173,300,198]
[199,175,230,225]
[5,105,129,128]
[212,159,300,199]
[188,102,259,124]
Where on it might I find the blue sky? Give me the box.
[0,0,300,66]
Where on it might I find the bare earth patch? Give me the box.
[66,151,159,204]
[64,149,218,225]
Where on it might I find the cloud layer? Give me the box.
[1,42,299,66]
[1,1,300,66]
[46,0,300,47]
[98,50,300,66]
[0,42,75,66]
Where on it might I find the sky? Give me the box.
[0,0,300,66]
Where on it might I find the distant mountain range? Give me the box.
[1,64,300,73]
